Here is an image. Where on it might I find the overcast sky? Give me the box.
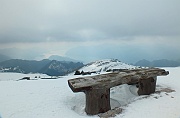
[0,0,180,63]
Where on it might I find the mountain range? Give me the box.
[0,58,138,76]
[1,53,180,76]
[0,59,84,76]
[135,59,180,67]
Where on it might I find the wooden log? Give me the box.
[138,77,157,95]
[68,68,169,93]
[68,68,169,115]
[85,88,111,115]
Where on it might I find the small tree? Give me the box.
[81,70,84,75]
[74,70,81,75]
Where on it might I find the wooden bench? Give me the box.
[68,68,169,115]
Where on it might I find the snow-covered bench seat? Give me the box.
[68,68,169,115]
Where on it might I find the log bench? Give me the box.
[68,68,169,115]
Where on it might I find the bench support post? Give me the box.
[138,77,157,95]
[85,88,111,115]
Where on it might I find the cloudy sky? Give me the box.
[0,0,180,63]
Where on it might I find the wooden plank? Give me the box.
[68,68,169,92]
[68,68,169,115]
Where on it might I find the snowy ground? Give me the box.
[0,67,180,118]
[0,72,51,81]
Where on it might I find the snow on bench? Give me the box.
[68,68,169,115]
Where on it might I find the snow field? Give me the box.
[0,67,180,118]
[0,72,50,81]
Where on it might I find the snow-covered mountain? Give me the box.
[77,59,137,74]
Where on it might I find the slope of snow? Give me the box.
[0,72,50,81]
[0,67,180,118]
[78,59,137,73]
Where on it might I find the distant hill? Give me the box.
[39,60,84,76]
[135,59,180,67]
[48,55,81,62]
[0,59,51,73]
[135,59,151,67]
[0,54,11,62]
[0,59,84,76]
[74,59,138,75]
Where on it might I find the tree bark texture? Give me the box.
[85,88,111,115]
[138,77,157,95]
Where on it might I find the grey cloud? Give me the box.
[65,43,180,64]
[0,47,46,60]
[0,0,180,43]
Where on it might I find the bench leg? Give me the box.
[138,77,157,95]
[84,88,111,115]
